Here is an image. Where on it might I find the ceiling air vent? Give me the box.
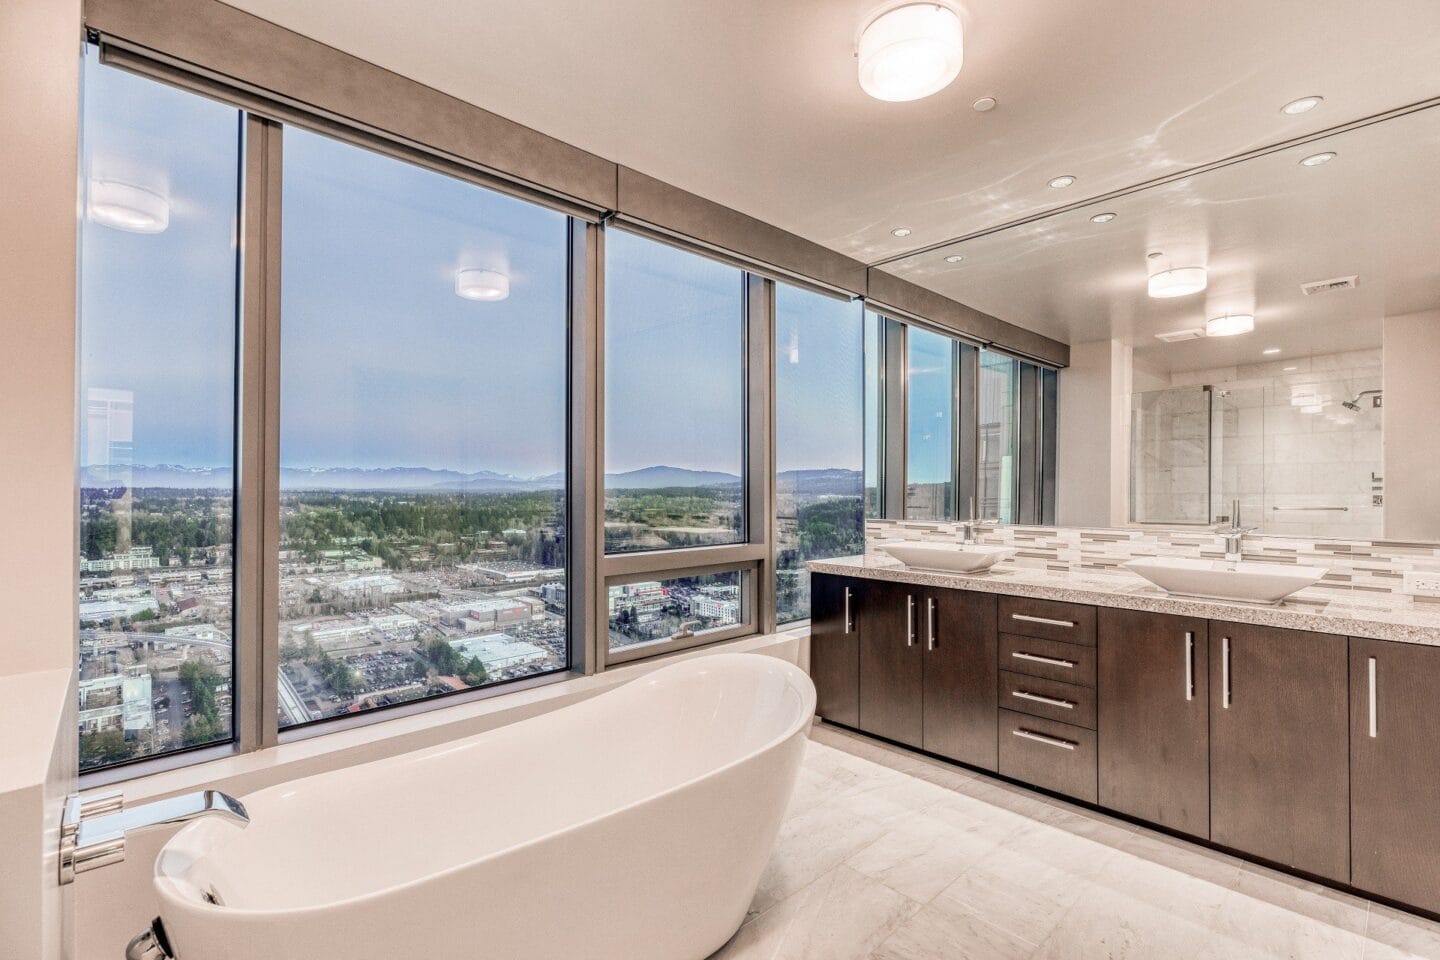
[1155,328,1206,343]
[1300,275,1358,295]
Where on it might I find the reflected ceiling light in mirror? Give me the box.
[891,226,912,237]
[86,179,170,234]
[787,329,800,365]
[1300,151,1336,166]
[1281,96,1323,115]
[1047,175,1076,189]
[1263,347,1281,355]
[972,97,997,112]
[1147,266,1208,299]
[1301,403,1324,414]
[1089,212,1117,223]
[455,268,510,302]
[944,254,964,263]
[1206,314,1255,337]
[857,2,963,103]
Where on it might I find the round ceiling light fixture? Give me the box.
[857,2,964,103]
[944,254,964,263]
[1047,175,1077,189]
[1300,151,1336,166]
[1147,266,1208,299]
[455,268,510,302]
[1281,96,1323,115]
[1090,212,1117,224]
[1205,314,1255,337]
[87,179,170,234]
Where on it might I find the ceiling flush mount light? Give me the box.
[1147,266,1208,299]
[1281,96,1323,115]
[891,227,912,237]
[87,179,170,234]
[1300,151,1336,166]
[455,268,510,302]
[857,2,964,103]
[1048,175,1076,189]
[944,254,964,263]
[1205,314,1255,337]
[1090,212,1117,224]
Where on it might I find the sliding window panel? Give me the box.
[277,126,571,729]
[603,230,747,553]
[905,327,957,520]
[77,48,243,771]
[774,286,864,623]
[978,351,1021,523]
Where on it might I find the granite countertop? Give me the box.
[807,554,1440,647]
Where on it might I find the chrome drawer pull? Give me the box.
[1221,636,1231,709]
[1011,613,1076,629]
[1012,690,1075,709]
[926,597,937,651]
[1184,631,1195,702]
[1368,656,1377,739]
[843,587,852,635]
[1011,651,1076,669]
[1013,728,1077,751]
[906,594,916,647]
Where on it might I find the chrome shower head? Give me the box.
[1342,400,1361,412]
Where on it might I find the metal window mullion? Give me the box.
[1018,362,1040,524]
[957,342,979,522]
[882,318,907,519]
[602,543,767,581]
[569,219,602,677]
[747,274,776,635]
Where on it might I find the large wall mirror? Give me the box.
[880,98,1440,543]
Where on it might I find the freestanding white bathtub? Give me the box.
[149,653,815,960]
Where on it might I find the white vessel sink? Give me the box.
[880,542,1015,574]
[1124,557,1327,605]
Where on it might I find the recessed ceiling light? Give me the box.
[1205,314,1255,337]
[1048,175,1077,189]
[1262,347,1281,355]
[455,268,510,302]
[944,254,964,263]
[891,227,912,237]
[87,180,170,234]
[1300,151,1336,166]
[972,96,997,112]
[1281,96,1323,115]
[1283,366,1298,372]
[857,2,964,102]
[1090,212,1117,224]
[1148,266,1208,299]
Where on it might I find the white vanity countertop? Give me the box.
[808,554,1440,646]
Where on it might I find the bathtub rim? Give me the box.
[154,652,816,919]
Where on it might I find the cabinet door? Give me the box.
[1351,637,1440,913]
[858,581,924,747]
[1097,609,1209,837]
[922,589,998,770]
[809,574,860,727]
[1210,622,1349,882]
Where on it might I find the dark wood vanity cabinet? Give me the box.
[809,573,861,728]
[1209,622,1350,882]
[1097,609,1210,837]
[921,588,998,770]
[858,581,924,747]
[1350,637,1440,914]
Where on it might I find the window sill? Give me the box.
[94,628,807,806]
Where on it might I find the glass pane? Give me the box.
[978,351,1021,522]
[774,287,865,623]
[604,231,745,553]
[905,327,955,520]
[1130,385,1213,524]
[77,51,241,771]
[607,571,745,653]
[864,312,883,518]
[278,127,569,728]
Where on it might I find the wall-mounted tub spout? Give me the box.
[60,789,248,884]
[126,918,175,960]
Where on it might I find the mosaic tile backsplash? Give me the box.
[866,519,1440,599]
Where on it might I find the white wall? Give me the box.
[1383,309,1440,540]
[1057,340,1132,527]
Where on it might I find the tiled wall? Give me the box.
[866,518,1440,598]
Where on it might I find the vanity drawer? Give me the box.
[998,709,1098,803]
[999,670,1096,729]
[1000,633,1096,687]
[999,596,1096,646]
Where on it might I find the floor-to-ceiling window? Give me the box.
[774,285,864,623]
[905,327,957,519]
[77,49,242,771]
[978,350,1021,523]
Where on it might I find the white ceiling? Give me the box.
[221,0,1440,361]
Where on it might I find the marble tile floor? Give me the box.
[709,722,1440,960]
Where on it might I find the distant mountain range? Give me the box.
[81,463,863,493]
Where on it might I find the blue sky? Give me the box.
[79,53,864,479]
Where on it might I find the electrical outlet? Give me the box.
[1404,572,1440,598]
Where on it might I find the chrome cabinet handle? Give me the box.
[1368,656,1377,738]
[1011,613,1076,629]
[1221,636,1231,709]
[1184,631,1195,702]
[843,587,852,635]
[1013,728,1077,750]
[926,597,937,651]
[1012,689,1075,709]
[906,594,915,647]
[1011,651,1076,669]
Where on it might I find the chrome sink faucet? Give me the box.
[1219,499,1257,562]
[961,496,997,544]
